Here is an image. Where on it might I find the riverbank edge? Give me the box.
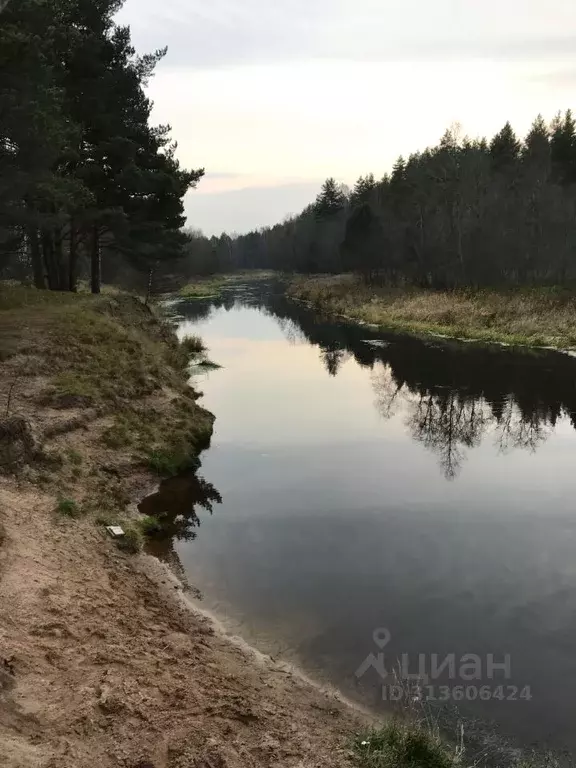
[178,270,277,299]
[0,285,373,768]
[287,274,576,353]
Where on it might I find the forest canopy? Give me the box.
[187,114,576,289]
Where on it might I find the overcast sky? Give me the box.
[117,0,576,236]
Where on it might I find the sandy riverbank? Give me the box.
[0,477,370,768]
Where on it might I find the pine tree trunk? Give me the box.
[27,226,45,289]
[41,231,57,290]
[90,225,100,294]
[53,228,67,290]
[68,223,77,292]
[145,268,153,306]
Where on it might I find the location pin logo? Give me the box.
[355,628,392,680]
[373,628,391,649]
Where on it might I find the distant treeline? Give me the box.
[186,114,576,288]
[0,0,202,293]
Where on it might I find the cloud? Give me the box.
[205,171,242,180]
[528,68,576,87]
[118,0,576,69]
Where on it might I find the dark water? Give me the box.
[152,283,576,757]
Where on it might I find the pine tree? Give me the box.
[391,156,406,185]
[350,173,376,208]
[118,137,204,285]
[56,1,153,292]
[490,122,521,170]
[521,114,551,183]
[314,178,347,220]
[342,202,382,281]
[56,0,202,291]
[524,115,549,157]
[0,0,89,289]
[551,110,576,185]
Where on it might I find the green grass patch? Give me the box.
[352,722,460,768]
[56,497,81,518]
[52,372,100,400]
[136,515,162,536]
[0,283,216,546]
[65,448,83,466]
[101,397,213,476]
[0,283,80,311]
[147,447,199,476]
[0,284,214,472]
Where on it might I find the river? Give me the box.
[145,281,576,758]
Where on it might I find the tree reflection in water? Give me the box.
[238,286,571,481]
[171,283,576,487]
[138,471,222,578]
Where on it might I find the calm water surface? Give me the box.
[156,284,576,755]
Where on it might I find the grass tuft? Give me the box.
[56,497,81,518]
[95,512,118,528]
[136,515,162,536]
[352,722,460,768]
[115,524,144,554]
[65,448,83,466]
[195,358,221,370]
[180,334,206,355]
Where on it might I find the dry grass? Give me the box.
[288,275,576,349]
[0,283,214,544]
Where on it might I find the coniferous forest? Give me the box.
[0,0,203,293]
[187,115,576,289]
[4,2,576,293]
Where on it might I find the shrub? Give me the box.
[137,515,162,536]
[56,497,81,518]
